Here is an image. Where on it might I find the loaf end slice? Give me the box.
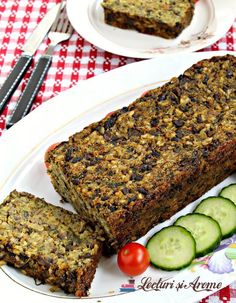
[101,0,195,38]
[0,191,103,296]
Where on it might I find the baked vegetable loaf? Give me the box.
[0,191,102,296]
[47,55,236,253]
[101,0,195,39]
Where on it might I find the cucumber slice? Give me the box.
[146,226,196,271]
[174,214,222,257]
[219,184,236,205]
[194,197,236,238]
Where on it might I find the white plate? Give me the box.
[66,0,236,58]
[0,51,236,303]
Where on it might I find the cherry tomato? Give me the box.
[44,143,60,169]
[117,243,150,276]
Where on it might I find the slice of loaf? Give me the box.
[47,55,236,253]
[101,0,195,38]
[0,191,102,296]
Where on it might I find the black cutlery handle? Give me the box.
[0,54,32,114]
[6,55,52,128]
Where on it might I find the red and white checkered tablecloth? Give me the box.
[0,1,235,302]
